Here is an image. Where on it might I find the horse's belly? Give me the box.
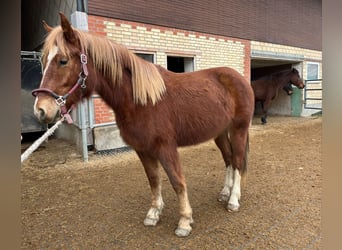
[175,113,231,146]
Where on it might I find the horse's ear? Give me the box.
[59,12,77,43]
[42,20,53,33]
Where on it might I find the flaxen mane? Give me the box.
[42,26,166,105]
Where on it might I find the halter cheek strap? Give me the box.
[32,51,88,124]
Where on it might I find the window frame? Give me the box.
[306,62,320,82]
[166,54,195,73]
[134,52,156,64]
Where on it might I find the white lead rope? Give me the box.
[21,117,65,163]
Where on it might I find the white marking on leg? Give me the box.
[144,195,164,226]
[227,168,241,212]
[218,165,233,202]
[175,187,193,237]
[144,183,164,227]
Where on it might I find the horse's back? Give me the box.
[160,66,253,103]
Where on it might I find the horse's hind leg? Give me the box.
[214,131,234,202]
[136,151,164,226]
[222,123,249,211]
[227,125,250,212]
[157,146,193,237]
[261,100,271,124]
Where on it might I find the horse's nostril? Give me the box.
[38,108,46,120]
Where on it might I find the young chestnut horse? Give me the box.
[32,13,254,237]
[251,68,305,124]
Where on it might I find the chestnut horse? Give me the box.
[32,13,254,237]
[251,68,305,124]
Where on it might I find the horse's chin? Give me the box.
[47,110,61,124]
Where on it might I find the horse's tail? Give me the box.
[241,133,249,177]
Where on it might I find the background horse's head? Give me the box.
[33,13,92,124]
[289,68,305,89]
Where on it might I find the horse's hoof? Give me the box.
[175,227,192,237]
[144,217,158,226]
[218,193,230,202]
[227,203,240,212]
[261,118,267,124]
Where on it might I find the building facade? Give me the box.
[21,0,322,154]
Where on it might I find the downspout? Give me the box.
[73,0,89,161]
[77,0,87,13]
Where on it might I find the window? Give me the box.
[167,56,194,73]
[135,53,155,63]
[307,62,319,80]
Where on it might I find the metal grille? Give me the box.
[304,79,322,111]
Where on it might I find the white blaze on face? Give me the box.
[34,46,59,114]
[42,45,58,82]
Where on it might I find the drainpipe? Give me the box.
[71,1,89,161]
[77,0,88,13]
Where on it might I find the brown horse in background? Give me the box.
[32,13,254,237]
[251,68,305,124]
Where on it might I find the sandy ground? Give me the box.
[21,115,322,249]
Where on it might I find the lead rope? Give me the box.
[22,51,89,163]
[21,108,73,163]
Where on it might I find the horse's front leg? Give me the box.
[136,151,164,226]
[158,146,193,237]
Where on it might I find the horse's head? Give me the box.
[33,13,92,124]
[289,68,305,89]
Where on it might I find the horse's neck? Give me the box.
[93,67,135,116]
[272,71,291,87]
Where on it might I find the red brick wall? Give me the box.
[243,42,251,82]
[88,16,115,124]
[88,15,106,36]
[93,97,115,124]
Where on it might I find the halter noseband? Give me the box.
[32,51,88,124]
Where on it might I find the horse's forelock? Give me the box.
[43,26,85,59]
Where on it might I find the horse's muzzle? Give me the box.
[35,107,60,124]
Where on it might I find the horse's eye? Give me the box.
[59,59,68,66]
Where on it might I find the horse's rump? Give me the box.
[155,66,253,146]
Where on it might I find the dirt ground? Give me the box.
[21,115,322,249]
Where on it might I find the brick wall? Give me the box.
[88,15,322,124]
[88,15,251,124]
[88,15,249,75]
[92,96,115,124]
